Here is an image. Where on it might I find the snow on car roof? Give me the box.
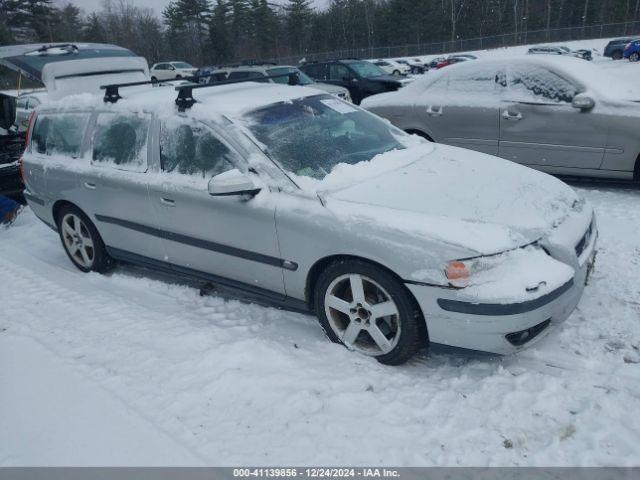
[38,82,327,119]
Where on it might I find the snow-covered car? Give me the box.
[373,59,410,76]
[528,45,592,60]
[204,64,352,102]
[21,79,597,365]
[150,61,198,82]
[362,55,640,181]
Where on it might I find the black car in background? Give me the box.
[0,93,24,200]
[300,59,404,104]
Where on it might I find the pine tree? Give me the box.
[53,3,83,42]
[83,12,105,43]
[286,0,312,54]
[209,0,232,63]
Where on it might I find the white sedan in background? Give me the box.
[373,59,411,76]
[150,61,198,82]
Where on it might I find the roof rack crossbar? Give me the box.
[100,78,175,103]
[173,72,302,110]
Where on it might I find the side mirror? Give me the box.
[572,93,595,110]
[208,169,260,197]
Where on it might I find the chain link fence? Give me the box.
[270,21,640,64]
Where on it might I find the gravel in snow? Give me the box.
[0,183,639,466]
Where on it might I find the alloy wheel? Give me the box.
[61,213,95,269]
[324,273,401,356]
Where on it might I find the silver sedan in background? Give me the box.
[362,56,640,181]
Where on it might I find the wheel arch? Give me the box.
[634,153,640,182]
[52,200,83,225]
[305,254,427,331]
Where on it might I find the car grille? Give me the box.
[575,220,594,258]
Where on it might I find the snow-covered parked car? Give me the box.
[362,55,640,181]
[20,79,597,365]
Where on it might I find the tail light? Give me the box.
[19,111,37,184]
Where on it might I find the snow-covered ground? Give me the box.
[1,181,639,466]
[2,37,640,466]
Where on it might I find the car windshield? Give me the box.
[243,95,405,180]
[172,62,193,69]
[347,61,387,78]
[266,67,314,86]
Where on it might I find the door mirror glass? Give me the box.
[572,93,595,110]
[208,169,260,196]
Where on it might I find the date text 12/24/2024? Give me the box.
[233,469,400,478]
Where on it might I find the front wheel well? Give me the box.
[305,254,419,309]
[635,154,640,182]
[404,129,434,142]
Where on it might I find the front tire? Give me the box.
[630,52,639,62]
[392,69,400,76]
[314,259,426,365]
[56,205,112,273]
[613,50,623,60]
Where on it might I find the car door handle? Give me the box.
[426,106,443,116]
[160,197,176,206]
[502,110,523,121]
[83,182,96,190]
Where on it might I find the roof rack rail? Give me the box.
[174,71,301,111]
[99,78,175,103]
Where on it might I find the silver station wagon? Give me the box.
[363,56,640,181]
[21,78,597,365]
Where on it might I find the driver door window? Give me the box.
[160,119,237,178]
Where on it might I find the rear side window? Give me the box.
[446,66,503,95]
[508,65,578,103]
[92,113,149,172]
[31,113,89,157]
[160,118,237,178]
[302,63,327,80]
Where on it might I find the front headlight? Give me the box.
[444,245,542,289]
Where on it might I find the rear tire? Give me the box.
[314,259,426,365]
[630,52,639,62]
[612,50,623,60]
[151,76,158,83]
[392,69,400,76]
[56,205,112,274]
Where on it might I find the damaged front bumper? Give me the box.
[407,210,598,355]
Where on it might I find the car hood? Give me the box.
[323,144,579,256]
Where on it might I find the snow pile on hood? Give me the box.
[322,143,579,255]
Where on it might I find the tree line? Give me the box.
[1,0,639,67]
